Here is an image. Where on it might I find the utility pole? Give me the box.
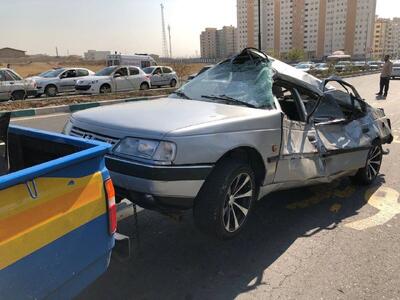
[258,0,262,50]
[160,4,169,58]
[168,24,172,58]
[55,47,59,58]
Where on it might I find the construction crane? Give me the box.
[160,4,169,58]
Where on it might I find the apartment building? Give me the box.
[373,17,400,59]
[237,0,376,59]
[200,26,238,59]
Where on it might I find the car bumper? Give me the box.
[105,155,213,210]
[36,87,45,94]
[392,70,400,77]
[26,90,38,97]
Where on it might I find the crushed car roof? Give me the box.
[229,48,324,96]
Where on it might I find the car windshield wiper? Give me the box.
[201,94,257,108]
[172,91,191,100]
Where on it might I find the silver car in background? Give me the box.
[75,66,151,94]
[29,67,94,97]
[392,61,400,79]
[0,68,37,101]
[143,66,178,88]
[65,48,393,239]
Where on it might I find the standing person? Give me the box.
[376,55,393,99]
[6,64,10,69]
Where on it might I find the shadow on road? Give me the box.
[78,177,385,300]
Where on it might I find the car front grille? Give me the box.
[70,126,119,145]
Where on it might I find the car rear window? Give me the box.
[162,67,172,73]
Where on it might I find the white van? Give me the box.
[106,54,157,69]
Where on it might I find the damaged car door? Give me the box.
[311,77,389,183]
[273,79,325,184]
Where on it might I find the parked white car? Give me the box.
[142,66,178,88]
[75,66,151,94]
[28,68,94,97]
[295,63,314,73]
[392,61,400,79]
[0,68,37,101]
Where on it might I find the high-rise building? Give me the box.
[237,0,377,60]
[200,28,218,58]
[200,26,238,59]
[372,17,400,59]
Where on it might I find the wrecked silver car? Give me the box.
[64,48,393,239]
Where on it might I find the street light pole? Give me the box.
[258,0,262,50]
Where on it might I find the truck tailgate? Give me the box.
[0,125,114,299]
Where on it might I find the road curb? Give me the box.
[7,95,166,119]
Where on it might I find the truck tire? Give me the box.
[100,84,112,94]
[352,144,383,185]
[45,85,58,97]
[140,82,149,90]
[193,158,257,239]
[11,90,26,101]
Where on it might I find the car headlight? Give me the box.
[62,121,73,135]
[113,138,177,163]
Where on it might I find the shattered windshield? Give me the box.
[171,50,275,109]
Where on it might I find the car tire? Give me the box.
[99,84,112,94]
[193,158,257,239]
[11,90,26,101]
[140,82,150,90]
[352,144,383,185]
[45,85,58,97]
[170,79,177,88]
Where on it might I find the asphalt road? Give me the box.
[13,74,400,300]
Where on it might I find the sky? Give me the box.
[0,0,398,57]
[0,0,236,57]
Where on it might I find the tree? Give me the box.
[286,48,306,62]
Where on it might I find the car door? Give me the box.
[162,67,173,85]
[151,67,163,86]
[311,78,372,176]
[0,70,12,100]
[77,69,90,80]
[113,67,130,91]
[273,80,326,184]
[128,67,142,90]
[59,69,78,92]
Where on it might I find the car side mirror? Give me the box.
[114,73,121,78]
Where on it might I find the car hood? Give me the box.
[71,98,275,139]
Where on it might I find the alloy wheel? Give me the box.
[366,146,382,181]
[223,173,253,233]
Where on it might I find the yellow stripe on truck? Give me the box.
[0,173,104,221]
[0,172,106,270]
